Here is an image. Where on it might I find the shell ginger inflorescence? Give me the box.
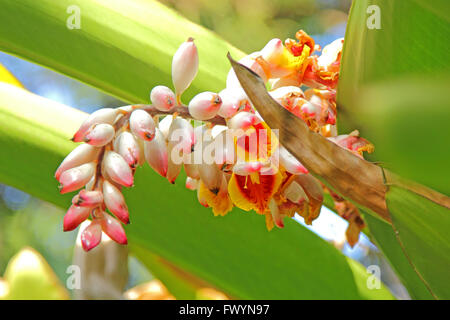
[55,31,373,251]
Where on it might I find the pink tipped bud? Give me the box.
[151,86,176,111]
[99,212,128,245]
[185,177,198,190]
[83,123,115,146]
[59,162,96,194]
[232,161,263,176]
[72,108,119,142]
[63,205,91,231]
[226,52,268,88]
[114,131,141,168]
[172,38,199,97]
[218,87,250,118]
[188,92,222,120]
[103,180,129,224]
[269,198,284,228]
[55,144,100,180]
[227,112,261,130]
[198,161,223,194]
[72,190,103,207]
[130,109,156,141]
[144,128,168,178]
[279,147,308,175]
[166,148,182,184]
[80,220,102,251]
[103,151,134,187]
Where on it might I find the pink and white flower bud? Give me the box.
[80,220,102,251]
[166,149,182,184]
[279,147,308,175]
[227,112,261,131]
[188,92,222,120]
[72,108,119,142]
[158,115,173,140]
[185,177,198,190]
[168,117,195,154]
[150,85,176,111]
[72,190,103,207]
[198,162,223,194]
[232,161,263,176]
[99,212,128,245]
[63,205,91,231]
[103,180,129,224]
[114,131,141,168]
[144,128,168,178]
[283,181,307,204]
[59,162,96,194]
[269,198,284,229]
[218,87,250,118]
[130,109,156,141]
[55,144,100,180]
[172,37,199,97]
[83,123,115,146]
[226,52,268,88]
[103,151,134,187]
[184,162,200,179]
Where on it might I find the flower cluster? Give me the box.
[56,31,373,251]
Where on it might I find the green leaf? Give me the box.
[0,82,394,299]
[0,0,244,103]
[386,186,450,299]
[362,211,434,300]
[338,0,450,195]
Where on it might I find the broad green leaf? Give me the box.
[0,0,244,104]
[338,0,450,195]
[386,186,450,299]
[0,83,394,299]
[339,0,450,300]
[2,247,69,300]
[362,211,434,300]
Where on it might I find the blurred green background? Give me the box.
[0,0,409,299]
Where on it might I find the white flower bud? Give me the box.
[227,112,260,130]
[188,92,222,120]
[150,85,176,111]
[83,123,115,146]
[72,190,103,207]
[168,117,195,154]
[279,147,308,175]
[144,128,168,178]
[218,87,249,118]
[103,151,134,187]
[198,162,223,194]
[172,37,199,97]
[103,180,129,224]
[73,108,119,142]
[185,177,198,190]
[59,162,96,194]
[130,109,156,141]
[158,115,173,140]
[55,144,100,180]
[114,131,141,168]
